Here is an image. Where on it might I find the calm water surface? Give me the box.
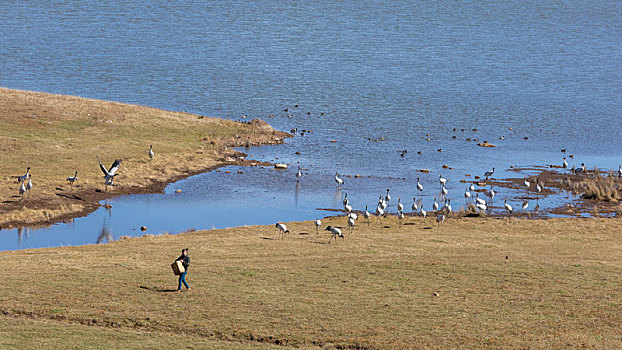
[1,1,620,250]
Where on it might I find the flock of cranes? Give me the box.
[13,146,156,199]
[275,155,621,241]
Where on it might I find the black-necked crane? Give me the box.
[441,185,448,198]
[18,180,26,198]
[347,216,355,234]
[275,223,289,239]
[17,167,30,183]
[444,199,452,213]
[475,201,487,214]
[504,199,513,217]
[488,188,495,203]
[314,219,321,235]
[536,179,542,198]
[464,187,471,204]
[436,210,445,229]
[417,177,423,193]
[522,200,529,211]
[618,164,622,178]
[420,205,427,222]
[25,175,32,198]
[484,167,495,180]
[335,172,344,188]
[66,171,78,188]
[411,197,418,216]
[469,183,475,192]
[375,204,385,223]
[397,197,403,213]
[364,205,371,224]
[432,196,439,211]
[344,201,352,213]
[97,156,122,192]
[326,226,343,243]
[438,174,446,189]
[523,177,530,189]
[475,193,487,207]
[562,157,568,169]
[342,193,349,206]
[574,163,585,175]
[398,210,405,228]
[348,212,358,221]
[148,145,154,162]
[385,188,391,204]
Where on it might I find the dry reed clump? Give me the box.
[581,175,621,202]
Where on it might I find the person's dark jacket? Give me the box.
[176,255,190,271]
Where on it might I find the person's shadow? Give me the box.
[139,286,177,293]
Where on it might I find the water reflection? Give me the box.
[96,202,113,244]
[294,181,301,208]
[16,227,29,249]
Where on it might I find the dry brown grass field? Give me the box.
[0,88,287,228]
[1,216,620,349]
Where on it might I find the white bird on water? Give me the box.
[432,197,439,211]
[562,157,568,169]
[469,183,475,192]
[335,172,344,188]
[17,167,30,183]
[464,187,471,202]
[66,171,78,187]
[523,177,530,188]
[475,193,486,206]
[275,223,289,239]
[326,226,343,243]
[397,197,403,213]
[536,179,542,195]
[438,174,446,189]
[417,177,423,192]
[97,156,122,192]
[522,200,529,211]
[148,144,154,162]
[441,185,448,198]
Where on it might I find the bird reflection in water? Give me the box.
[17,227,29,249]
[96,200,113,244]
[333,188,343,209]
[294,181,300,208]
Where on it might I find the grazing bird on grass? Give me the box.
[275,223,289,239]
[326,226,343,243]
[25,175,32,198]
[148,145,154,162]
[335,172,344,188]
[97,156,122,192]
[17,167,30,183]
[314,219,321,235]
[66,171,78,187]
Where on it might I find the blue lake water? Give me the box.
[0,1,620,250]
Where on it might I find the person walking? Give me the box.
[176,248,191,292]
